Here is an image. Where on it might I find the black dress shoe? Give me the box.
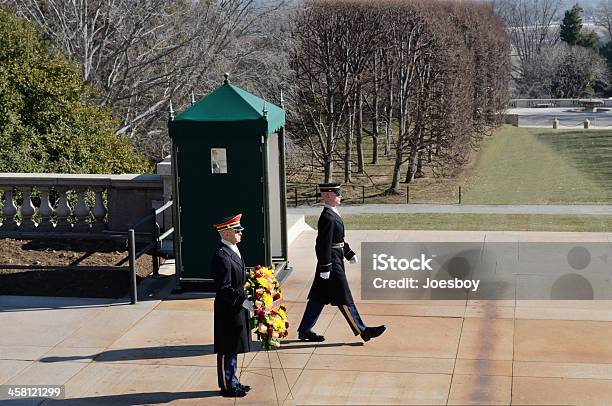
[298,330,325,342]
[220,387,248,397]
[361,325,386,342]
[237,383,251,392]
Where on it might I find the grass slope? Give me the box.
[462,127,612,204]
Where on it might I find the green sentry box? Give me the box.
[169,78,288,285]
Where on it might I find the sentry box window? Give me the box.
[210,148,227,174]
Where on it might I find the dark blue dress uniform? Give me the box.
[307,206,357,305]
[211,214,252,396]
[298,183,385,341]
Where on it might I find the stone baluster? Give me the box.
[37,187,54,231]
[92,188,107,231]
[55,188,72,231]
[1,189,18,231]
[19,187,36,231]
[74,188,91,231]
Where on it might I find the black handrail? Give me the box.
[130,200,173,230]
[125,200,175,304]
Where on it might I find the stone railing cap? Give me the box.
[0,173,161,189]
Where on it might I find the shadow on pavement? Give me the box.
[278,340,364,351]
[40,344,215,363]
[35,390,220,405]
[40,340,362,364]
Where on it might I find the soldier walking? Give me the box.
[297,183,386,342]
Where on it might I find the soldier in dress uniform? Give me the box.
[211,213,254,398]
[297,183,386,342]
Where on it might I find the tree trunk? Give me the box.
[344,95,354,183]
[324,156,333,182]
[388,149,403,193]
[385,56,394,157]
[371,52,380,164]
[405,145,418,184]
[415,149,425,178]
[372,124,379,164]
[326,97,335,182]
[385,89,393,157]
[356,84,364,173]
[406,121,426,182]
[388,69,405,194]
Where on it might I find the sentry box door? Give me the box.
[172,123,267,280]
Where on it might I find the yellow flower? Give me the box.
[256,278,269,289]
[272,318,285,331]
[244,281,251,289]
[276,308,287,319]
[262,267,273,277]
[262,293,273,309]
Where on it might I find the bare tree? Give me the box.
[290,1,380,182]
[386,2,432,193]
[289,0,509,191]
[551,44,608,97]
[492,0,561,66]
[492,0,561,96]
[593,0,612,40]
[5,0,286,161]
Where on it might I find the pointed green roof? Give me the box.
[174,82,285,135]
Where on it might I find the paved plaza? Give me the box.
[2,229,612,405]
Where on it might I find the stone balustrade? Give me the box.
[0,174,163,233]
[510,98,612,108]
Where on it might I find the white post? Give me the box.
[1,189,18,231]
[55,188,72,231]
[38,187,54,231]
[92,188,107,231]
[19,187,36,231]
[584,119,590,129]
[74,188,91,231]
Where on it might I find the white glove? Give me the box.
[349,255,358,264]
[242,299,254,313]
[319,271,331,279]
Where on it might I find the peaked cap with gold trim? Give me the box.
[213,213,244,231]
[319,182,342,196]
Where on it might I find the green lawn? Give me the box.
[462,126,612,204]
[306,213,612,232]
[290,125,612,205]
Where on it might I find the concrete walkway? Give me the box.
[2,230,612,405]
[290,203,612,216]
